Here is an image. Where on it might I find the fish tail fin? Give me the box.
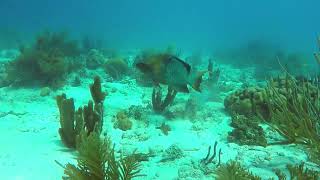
[191,71,207,92]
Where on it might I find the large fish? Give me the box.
[136,54,205,93]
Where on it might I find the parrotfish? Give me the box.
[136,54,206,93]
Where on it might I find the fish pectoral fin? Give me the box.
[173,85,189,93]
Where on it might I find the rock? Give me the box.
[40,87,51,97]
[161,144,184,162]
[113,110,132,131]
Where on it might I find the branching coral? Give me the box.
[152,86,178,113]
[62,131,143,180]
[263,75,320,163]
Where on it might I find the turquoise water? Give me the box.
[1,0,320,51]
[0,1,320,180]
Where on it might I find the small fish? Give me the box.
[136,54,206,93]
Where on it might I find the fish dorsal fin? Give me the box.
[170,56,191,73]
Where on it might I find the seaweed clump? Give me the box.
[62,131,143,180]
[228,115,267,147]
[7,31,80,86]
[57,76,106,148]
[215,161,261,180]
[104,57,129,80]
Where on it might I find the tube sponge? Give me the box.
[56,94,84,148]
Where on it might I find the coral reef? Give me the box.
[113,110,133,131]
[224,75,320,119]
[224,87,268,118]
[262,75,320,164]
[62,131,143,180]
[6,31,80,86]
[127,105,148,122]
[56,94,83,148]
[215,161,261,180]
[83,100,103,134]
[57,76,106,148]
[152,86,178,114]
[104,57,129,80]
[86,49,106,69]
[228,115,267,147]
[225,75,320,161]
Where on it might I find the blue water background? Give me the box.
[1,0,319,54]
